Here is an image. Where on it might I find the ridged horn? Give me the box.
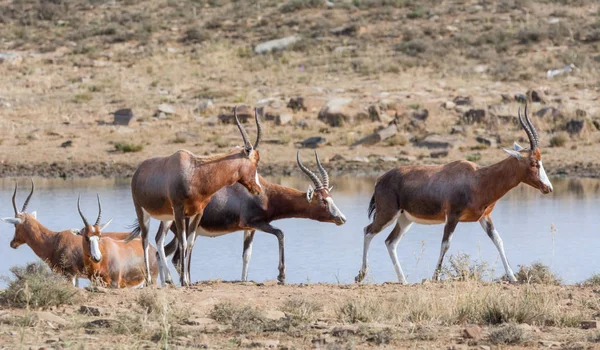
[518,105,536,151]
[314,151,329,189]
[95,194,102,227]
[12,183,18,216]
[234,106,252,150]
[253,108,262,150]
[77,195,90,228]
[21,179,34,213]
[297,151,323,189]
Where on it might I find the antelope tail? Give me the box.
[367,194,376,219]
[125,219,142,243]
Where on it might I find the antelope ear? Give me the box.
[503,148,523,159]
[513,142,524,151]
[306,185,315,202]
[30,211,37,219]
[1,217,22,225]
[99,218,113,232]
[328,186,334,192]
[69,228,81,235]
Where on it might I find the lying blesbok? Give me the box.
[77,195,158,288]
[127,107,263,286]
[1,181,130,286]
[356,104,553,284]
[156,151,346,285]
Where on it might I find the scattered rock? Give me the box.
[368,104,382,122]
[79,305,106,317]
[330,24,359,36]
[430,150,449,158]
[443,101,456,109]
[157,103,176,115]
[575,109,587,118]
[264,310,285,321]
[330,325,359,336]
[196,116,218,126]
[195,99,214,113]
[85,319,115,329]
[112,108,134,126]
[479,346,491,350]
[538,340,561,347]
[60,140,73,148]
[318,98,367,126]
[527,89,546,104]
[462,109,487,125]
[350,121,398,149]
[0,52,22,65]
[350,156,370,163]
[219,105,254,124]
[463,325,482,340]
[534,106,561,119]
[514,93,527,103]
[453,96,472,106]
[32,312,67,328]
[564,119,587,137]
[287,97,307,112]
[275,113,293,126]
[296,136,326,149]
[450,126,465,135]
[329,154,346,162]
[254,35,300,54]
[184,317,216,326]
[580,320,598,329]
[398,155,417,162]
[415,134,457,149]
[475,136,497,148]
[412,109,429,121]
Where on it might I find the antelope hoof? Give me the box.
[277,276,286,285]
[355,270,366,283]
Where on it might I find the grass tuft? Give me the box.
[441,253,490,282]
[489,323,525,345]
[582,273,600,286]
[514,262,562,285]
[2,262,78,309]
[114,142,144,153]
[209,302,266,333]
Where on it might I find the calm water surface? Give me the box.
[0,176,598,287]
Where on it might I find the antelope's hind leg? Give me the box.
[241,230,255,282]
[155,220,174,286]
[384,212,414,284]
[355,198,401,283]
[479,215,517,282]
[432,215,459,281]
[134,205,152,286]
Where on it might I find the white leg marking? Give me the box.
[385,213,413,284]
[89,236,102,262]
[479,219,517,282]
[157,220,173,287]
[538,161,553,191]
[241,231,253,282]
[180,230,189,286]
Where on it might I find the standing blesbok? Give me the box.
[356,104,553,284]
[77,195,158,288]
[155,151,346,285]
[128,107,262,286]
[0,181,131,286]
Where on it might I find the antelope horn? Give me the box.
[297,151,323,189]
[95,194,102,227]
[21,179,34,213]
[253,108,262,150]
[524,103,539,149]
[12,183,18,216]
[77,195,90,228]
[314,151,330,189]
[234,106,252,150]
[518,105,536,151]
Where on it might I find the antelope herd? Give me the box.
[1,104,554,288]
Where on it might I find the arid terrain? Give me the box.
[1,261,600,349]
[1,0,600,178]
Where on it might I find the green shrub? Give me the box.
[114,142,143,153]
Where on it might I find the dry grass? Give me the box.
[209,302,266,333]
[280,296,323,323]
[489,323,525,345]
[582,274,600,286]
[114,142,144,153]
[441,253,490,282]
[514,262,562,285]
[1,262,79,309]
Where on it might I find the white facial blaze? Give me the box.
[538,160,553,191]
[255,171,262,189]
[89,236,102,262]
[325,197,346,221]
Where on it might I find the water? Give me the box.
[0,176,599,287]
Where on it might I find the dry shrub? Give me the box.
[2,262,79,309]
[209,302,266,333]
[441,253,490,282]
[280,297,323,323]
[489,323,525,345]
[514,262,561,285]
[582,274,600,286]
[550,133,568,147]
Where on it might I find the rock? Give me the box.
[462,109,486,125]
[329,154,346,162]
[330,24,359,36]
[368,104,381,122]
[112,109,134,126]
[157,103,176,115]
[538,340,561,347]
[416,135,457,149]
[254,35,300,54]
[463,325,482,340]
[32,312,67,327]
[350,156,370,163]
[263,339,280,348]
[514,93,527,103]
[196,116,218,126]
[450,126,465,135]
[476,136,496,148]
[443,101,456,109]
[318,98,366,127]
[350,121,398,148]
[60,140,73,148]
[534,106,561,119]
[184,317,216,326]
[0,52,22,65]
[575,109,587,118]
[79,306,106,317]
[453,96,472,106]
[527,89,546,103]
[564,119,586,137]
[398,155,416,162]
[580,320,598,329]
[85,319,115,329]
[264,310,285,321]
[195,99,214,113]
[219,105,254,124]
[287,97,307,112]
[412,109,429,121]
[275,113,293,126]
[430,150,448,158]
[330,325,359,336]
[295,136,326,149]
[479,346,491,350]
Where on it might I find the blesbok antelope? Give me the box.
[77,195,158,288]
[128,107,262,286]
[156,151,346,285]
[355,104,553,284]
[0,181,130,286]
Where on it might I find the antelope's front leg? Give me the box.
[254,223,286,284]
[241,230,256,282]
[432,216,459,281]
